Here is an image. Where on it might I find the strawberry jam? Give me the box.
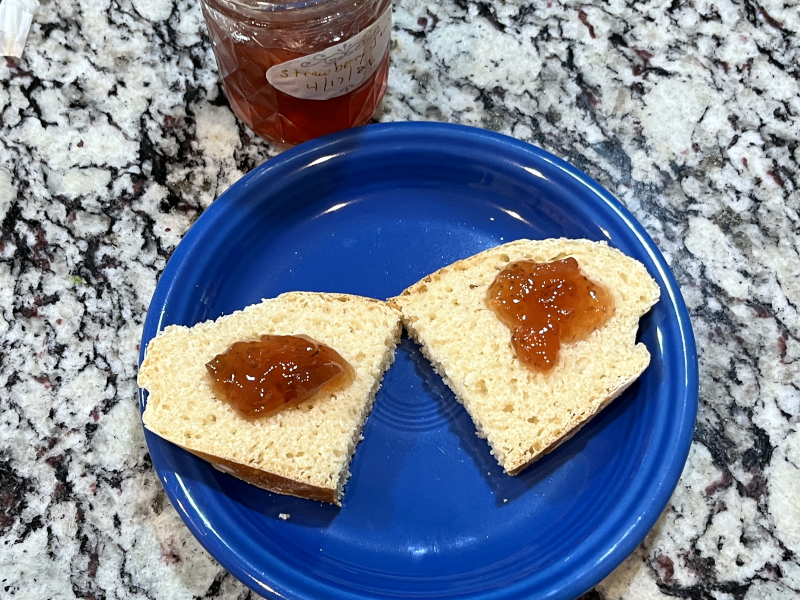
[201,0,391,145]
[206,334,353,418]
[487,258,615,372]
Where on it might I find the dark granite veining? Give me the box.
[1,0,799,597]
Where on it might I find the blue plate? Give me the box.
[139,122,697,600]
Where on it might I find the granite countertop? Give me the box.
[1,0,799,597]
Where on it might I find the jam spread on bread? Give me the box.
[487,258,614,372]
[206,335,353,418]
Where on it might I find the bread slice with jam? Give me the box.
[138,292,402,505]
[389,239,660,475]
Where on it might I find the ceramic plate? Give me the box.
[138,122,697,600]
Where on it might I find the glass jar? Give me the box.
[202,0,392,146]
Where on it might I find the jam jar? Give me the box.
[201,0,392,145]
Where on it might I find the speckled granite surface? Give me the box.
[1,0,799,597]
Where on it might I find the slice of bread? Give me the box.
[138,292,402,505]
[389,239,660,475]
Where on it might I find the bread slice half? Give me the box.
[389,239,660,475]
[138,292,402,505]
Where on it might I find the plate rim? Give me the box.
[138,121,698,600]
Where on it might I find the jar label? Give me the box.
[266,6,391,101]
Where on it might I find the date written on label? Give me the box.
[266,6,392,101]
[277,53,376,91]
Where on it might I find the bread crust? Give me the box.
[190,448,338,504]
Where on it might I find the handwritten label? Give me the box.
[266,7,391,101]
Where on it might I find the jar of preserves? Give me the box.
[201,0,392,146]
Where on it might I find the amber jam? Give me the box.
[201,0,391,145]
[487,258,615,372]
[206,334,353,418]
